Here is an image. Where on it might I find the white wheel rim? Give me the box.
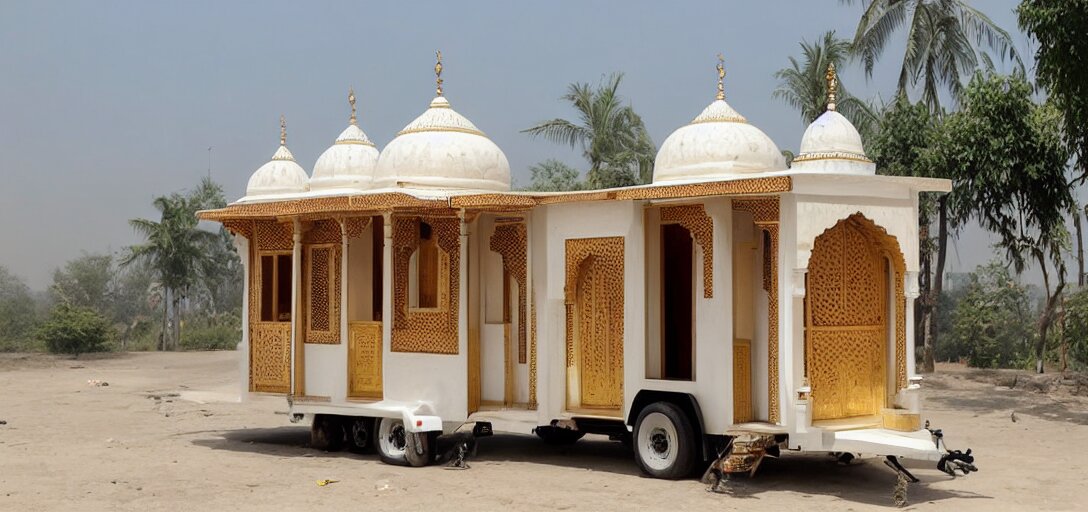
[378,418,406,459]
[638,412,678,471]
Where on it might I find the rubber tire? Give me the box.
[310,414,345,452]
[535,426,586,445]
[405,431,438,467]
[347,417,376,454]
[374,417,409,466]
[633,402,697,479]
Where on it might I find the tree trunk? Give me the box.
[918,220,934,373]
[161,287,170,352]
[1076,208,1084,287]
[925,197,949,373]
[1035,254,1064,374]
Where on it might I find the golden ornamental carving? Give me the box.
[250,322,291,393]
[490,222,528,363]
[348,321,383,399]
[565,237,625,409]
[660,204,714,298]
[304,244,341,345]
[528,299,538,410]
[391,215,461,354]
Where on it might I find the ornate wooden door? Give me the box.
[348,321,383,399]
[806,219,887,421]
[566,237,624,410]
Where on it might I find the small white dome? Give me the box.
[375,96,511,191]
[653,99,786,183]
[310,124,380,191]
[244,144,309,199]
[792,110,875,175]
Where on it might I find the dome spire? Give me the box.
[349,87,357,125]
[435,50,444,97]
[826,63,838,112]
[716,53,725,101]
[279,114,287,146]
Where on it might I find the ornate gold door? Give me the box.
[348,321,383,399]
[806,219,887,421]
[566,237,624,410]
[733,339,752,423]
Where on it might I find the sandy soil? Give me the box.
[1,353,1086,511]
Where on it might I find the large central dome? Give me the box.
[653,59,785,183]
[375,95,511,191]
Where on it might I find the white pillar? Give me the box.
[336,219,349,402]
[458,212,470,370]
[291,219,302,397]
[233,234,250,401]
[381,213,393,366]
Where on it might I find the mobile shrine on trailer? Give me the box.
[199,53,976,485]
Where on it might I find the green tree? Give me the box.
[524,159,584,192]
[1060,287,1088,371]
[1018,0,1088,287]
[50,253,114,311]
[0,265,40,351]
[123,177,223,350]
[931,72,1073,373]
[523,73,655,189]
[773,30,878,135]
[869,97,946,372]
[37,304,112,356]
[844,0,1021,110]
[948,261,1034,368]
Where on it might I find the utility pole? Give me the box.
[207,146,213,179]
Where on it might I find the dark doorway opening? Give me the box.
[661,223,694,380]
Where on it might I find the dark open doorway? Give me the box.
[661,223,694,380]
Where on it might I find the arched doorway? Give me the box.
[805,214,904,422]
[565,237,625,411]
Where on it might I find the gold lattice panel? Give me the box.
[732,197,780,423]
[304,219,342,245]
[490,222,528,363]
[222,219,254,239]
[805,215,897,421]
[391,215,461,354]
[344,216,370,238]
[304,244,341,344]
[565,237,625,409]
[250,322,291,393]
[660,204,714,298]
[895,268,907,390]
[807,328,886,420]
[348,321,383,398]
[254,221,292,251]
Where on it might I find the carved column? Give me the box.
[291,218,304,397]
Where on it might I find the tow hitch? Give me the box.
[927,421,978,477]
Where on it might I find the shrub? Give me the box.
[179,313,241,351]
[947,262,1034,368]
[37,305,112,356]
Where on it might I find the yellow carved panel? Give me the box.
[305,244,341,344]
[733,339,752,423]
[250,322,291,393]
[808,328,886,420]
[565,237,625,409]
[348,321,383,399]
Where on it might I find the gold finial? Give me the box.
[279,115,287,146]
[826,63,838,111]
[716,53,725,101]
[435,50,444,97]
[348,87,357,125]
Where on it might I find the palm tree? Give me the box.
[122,184,219,350]
[523,73,656,189]
[844,0,1021,110]
[774,31,879,135]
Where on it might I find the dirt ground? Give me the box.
[1,353,1086,511]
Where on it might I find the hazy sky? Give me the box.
[0,0,1032,289]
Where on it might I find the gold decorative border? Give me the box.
[732,197,780,424]
[564,237,625,408]
[490,222,528,363]
[391,215,461,354]
[660,204,714,298]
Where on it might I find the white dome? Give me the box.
[310,124,380,191]
[375,96,511,191]
[792,110,875,175]
[244,145,309,199]
[653,99,786,183]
